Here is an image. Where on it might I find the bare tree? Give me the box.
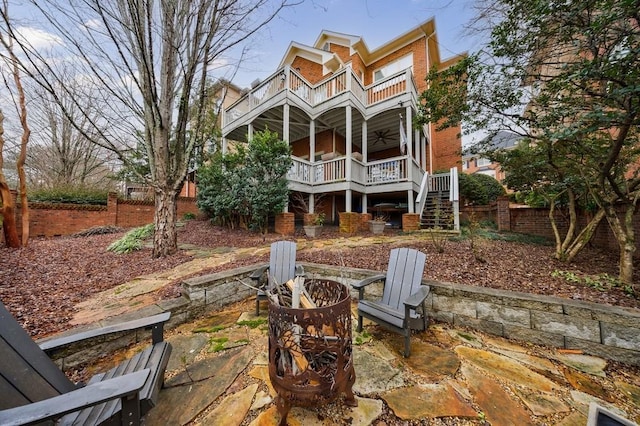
[27,82,118,189]
[1,0,301,257]
[0,0,30,247]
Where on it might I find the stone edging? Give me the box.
[181,262,640,366]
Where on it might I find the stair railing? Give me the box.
[415,171,429,220]
[449,167,460,231]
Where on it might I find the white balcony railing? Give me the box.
[224,67,415,127]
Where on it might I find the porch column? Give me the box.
[345,106,352,183]
[362,193,368,214]
[283,104,290,143]
[405,105,413,181]
[407,189,415,213]
[422,124,428,171]
[309,120,316,162]
[346,189,352,212]
[222,136,228,154]
[361,119,368,162]
[406,106,414,214]
[309,194,315,214]
[247,123,254,141]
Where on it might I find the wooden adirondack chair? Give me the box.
[249,240,304,315]
[0,300,172,426]
[352,247,430,357]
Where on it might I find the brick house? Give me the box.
[462,131,521,184]
[221,19,464,232]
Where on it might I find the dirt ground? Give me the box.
[1,218,638,339]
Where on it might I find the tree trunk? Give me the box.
[563,208,605,263]
[603,202,636,286]
[152,189,178,258]
[0,110,20,248]
[0,185,20,248]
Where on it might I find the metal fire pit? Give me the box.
[268,279,357,425]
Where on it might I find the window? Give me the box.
[462,160,469,170]
[476,158,491,167]
[373,54,413,82]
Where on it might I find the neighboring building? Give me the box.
[221,19,464,231]
[462,131,521,183]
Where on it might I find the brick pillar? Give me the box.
[107,192,119,227]
[360,213,372,231]
[338,212,360,233]
[402,213,420,232]
[496,196,511,231]
[303,213,316,226]
[275,212,295,235]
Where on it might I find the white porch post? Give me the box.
[283,104,290,143]
[361,119,368,215]
[361,119,368,162]
[247,123,254,141]
[222,136,228,154]
[346,106,352,183]
[406,106,414,214]
[309,120,316,162]
[282,105,290,213]
[309,194,315,214]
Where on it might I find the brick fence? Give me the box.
[462,197,640,257]
[17,192,199,237]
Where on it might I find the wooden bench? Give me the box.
[0,300,172,425]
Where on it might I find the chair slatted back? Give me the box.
[382,248,427,311]
[268,241,297,287]
[0,300,76,410]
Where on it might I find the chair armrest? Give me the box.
[39,312,171,353]
[352,274,386,300]
[351,274,385,290]
[0,369,150,426]
[404,285,430,309]
[249,264,269,281]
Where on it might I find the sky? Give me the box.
[220,0,480,88]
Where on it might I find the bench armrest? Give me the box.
[0,369,150,426]
[39,312,171,354]
[404,285,430,309]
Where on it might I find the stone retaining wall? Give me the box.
[180,262,640,366]
[43,263,640,369]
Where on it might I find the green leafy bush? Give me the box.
[459,173,505,205]
[30,186,111,205]
[107,224,154,254]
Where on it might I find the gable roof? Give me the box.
[278,18,443,70]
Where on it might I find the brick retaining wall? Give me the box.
[462,199,640,257]
[19,192,199,237]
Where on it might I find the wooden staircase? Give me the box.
[420,190,455,230]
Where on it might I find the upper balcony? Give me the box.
[222,65,419,131]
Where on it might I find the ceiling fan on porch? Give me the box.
[373,129,393,145]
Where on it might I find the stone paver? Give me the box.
[198,383,258,426]
[383,383,477,420]
[462,363,536,426]
[455,345,558,392]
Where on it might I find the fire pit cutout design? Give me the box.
[268,278,357,425]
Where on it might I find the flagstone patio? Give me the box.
[125,299,640,426]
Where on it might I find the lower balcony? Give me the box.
[287,155,425,194]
